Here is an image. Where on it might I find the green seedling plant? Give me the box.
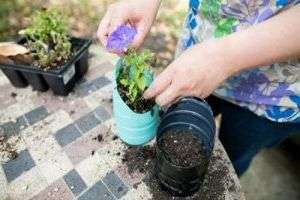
[118,49,154,105]
[19,7,71,69]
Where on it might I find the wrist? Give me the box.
[194,39,236,81]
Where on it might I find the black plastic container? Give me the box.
[156,97,216,196]
[0,37,92,96]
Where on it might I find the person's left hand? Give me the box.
[143,43,232,106]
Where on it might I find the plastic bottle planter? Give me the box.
[156,97,216,196]
[113,60,159,146]
[0,37,92,96]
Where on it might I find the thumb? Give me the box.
[144,67,173,99]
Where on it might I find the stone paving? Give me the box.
[0,45,245,200]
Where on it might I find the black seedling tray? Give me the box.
[0,37,92,96]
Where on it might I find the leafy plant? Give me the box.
[118,49,155,104]
[19,7,71,69]
[107,24,155,110]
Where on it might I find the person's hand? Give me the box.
[143,42,233,106]
[97,0,161,50]
[144,5,300,107]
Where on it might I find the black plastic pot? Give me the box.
[0,37,92,96]
[156,97,216,196]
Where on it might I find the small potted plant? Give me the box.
[156,97,216,196]
[107,25,159,146]
[0,7,91,95]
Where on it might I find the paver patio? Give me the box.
[0,45,245,200]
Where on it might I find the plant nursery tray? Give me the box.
[0,37,92,96]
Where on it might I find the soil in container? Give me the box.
[117,73,155,113]
[159,130,205,168]
[17,40,79,71]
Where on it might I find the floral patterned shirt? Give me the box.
[177,0,300,122]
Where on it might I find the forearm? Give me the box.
[198,5,300,76]
[143,5,300,104]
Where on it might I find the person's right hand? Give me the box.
[97,0,161,50]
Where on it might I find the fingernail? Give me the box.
[155,98,163,107]
[143,90,151,99]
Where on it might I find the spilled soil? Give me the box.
[92,134,103,142]
[160,130,205,167]
[122,145,235,200]
[121,146,155,174]
[0,135,19,162]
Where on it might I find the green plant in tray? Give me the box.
[19,7,71,69]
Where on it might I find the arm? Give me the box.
[219,5,300,76]
[144,6,300,106]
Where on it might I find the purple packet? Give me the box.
[106,25,137,53]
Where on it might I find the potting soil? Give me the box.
[117,79,155,113]
[160,130,205,168]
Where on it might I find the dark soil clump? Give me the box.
[118,186,123,192]
[97,134,103,142]
[133,182,141,189]
[93,134,103,142]
[10,92,17,98]
[160,130,204,167]
[121,144,233,200]
[69,110,75,115]
[117,82,155,113]
[112,135,119,140]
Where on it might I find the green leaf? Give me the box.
[120,78,129,86]
[19,7,71,69]
[136,77,146,91]
[118,49,154,104]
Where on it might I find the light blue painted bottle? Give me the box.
[113,59,159,146]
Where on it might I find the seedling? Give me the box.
[116,48,155,112]
[19,7,71,69]
[118,49,154,104]
[0,7,92,95]
[107,24,156,112]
